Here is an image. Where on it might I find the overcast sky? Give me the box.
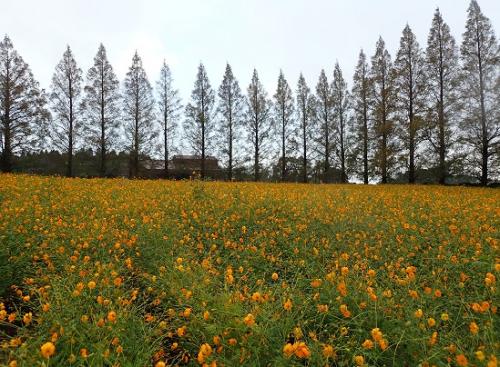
[1,0,499,103]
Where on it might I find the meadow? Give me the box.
[0,174,498,367]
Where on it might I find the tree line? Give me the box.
[1,1,498,184]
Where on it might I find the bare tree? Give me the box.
[122,51,156,178]
[245,69,271,181]
[393,25,427,183]
[351,50,371,184]
[460,0,499,185]
[157,61,181,177]
[296,73,315,183]
[216,63,244,180]
[331,62,350,183]
[0,35,49,172]
[273,70,295,181]
[50,46,83,177]
[184,63,215,179]
[82,44,121,177]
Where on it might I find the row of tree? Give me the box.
[1,1,499,184]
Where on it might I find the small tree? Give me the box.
[50,46,83,177]
[122,51,156,178]
[0,35,50,172]
[184,63,215,179]
[156,61,181,177]
[82,44,121,177]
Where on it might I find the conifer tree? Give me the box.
[122,51,156,178]
[351,50,371,184]
[314,69,333,180]
[425,8,461,184]
[184,63,215,179]
[296,73,315,183]
[331,62,350,183]
[245,69,271,181]
[460,0,499,185]
[50,46,83,177]
[393,25,427,183]
[0,35,49,172]
[216,63,244,180]
[370,37,397,183]
[157,61,181,177]
[82,44,121,177]
[273,70,295,181]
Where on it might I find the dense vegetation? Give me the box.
[0,174,498,366]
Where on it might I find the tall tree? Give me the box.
[331,62,350,183]
[50,46,83,177]
[122,51,156,178]
[425,8,461,184]
[370,37,397,183]
[82,44,121,177]
[216,63,244,180]
[273,70,295,181]
[296,73,315,183]
[0,35,49,172]
[157,61,181,177]
[351,50,371,184]
[245,69,271,181]
[460,0,499,185]
[184,63,215,180]
[314,69,333,179]
[394,25,427,183]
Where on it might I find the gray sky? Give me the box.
[2,0,499,103]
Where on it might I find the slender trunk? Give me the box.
[408,44,415,184]
[476,21,488,186]
[164,109,169,177]
[281,105,286,181]
[1,62,12,172]
[133,89,139,178]
[324,101,330,180]
[302,99,307,183]
[100,65,106,177]
[437,21,446,185]
[201,88,206,180]
[228,93,233,181]
[381,75,388,184]
[362,83,369,184]
[67,77,74,178]
[340,113,346,183]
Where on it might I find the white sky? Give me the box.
[1,0,499,104]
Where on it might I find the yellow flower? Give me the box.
[283,299,293,311]
[414,309,423,318]
[272,272,279,281]
[354,355,365,366]
[40,342,56,359]
[427,318,436,327]
[283,343,295,357]
[243,313,255,326]
[322,344,335,358]
[87,280,96,290]
[441,313,449,321]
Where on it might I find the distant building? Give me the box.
[143,155,222,179]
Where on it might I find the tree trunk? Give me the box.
[302,103,307,183]
[477,24,488,186]
[67,77,73,178]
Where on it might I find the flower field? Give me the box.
[0,174,498,367]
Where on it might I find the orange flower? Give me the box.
[294,342,310,359]
[414,309,423,318]
[311,279,322,288]
[362,339,374,349]
[107,311,117,323]
[354,355,365,366]
[283,299,292,311]
[322,344,335,358]
[40,342,56,359]
[456,354,468,367]
[272,272,279,281]
[283,343,295,358]
[469,322,479,335]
